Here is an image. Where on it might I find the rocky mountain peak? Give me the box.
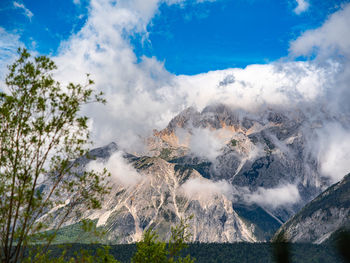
[41,103,346,245]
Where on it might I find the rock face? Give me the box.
[150,104,328,220]
[53,146,258,243]
[273,173,350,244]
[43,104,345,243]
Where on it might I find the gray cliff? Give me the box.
[41,104,347,244]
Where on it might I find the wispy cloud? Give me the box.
[52,1,331,144]
[293,0,310,15]
[50,0,350,185]
[314,123,350,182]
[243,184,301,209]
[180,177,233,200]
[186,128,229,162]
[0,27,23,89]
[87,151,143,187]
[13,1,33,20]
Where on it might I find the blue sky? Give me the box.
[0,0,348,75]
[133,0,346,74]
[1,0,350,152]
[0,0,88,53]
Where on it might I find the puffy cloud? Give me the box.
[87,152,142,187]
[180,177,232,200]
[289,4,350,117]
[289,3,350,183]
[13,1,34,20]
[181,178,301,209]
[315,123,350,182]
[52,0,220,152]
[51,0,345,153]
[244,184,301,209]
[174,61,336,112]
[293,0,309,15]
[53,0,185,151]
[290,4,350,58]
[186,128,231,162]
[47,0,350,186]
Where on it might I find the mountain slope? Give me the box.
[273,173,350,243]
[150,104,329,220]
[41,104,344,243]
[43,143,263,243]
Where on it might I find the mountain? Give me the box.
[45,142,259,243]
[41,104,339,243]
[149,104,328,219]
[273,173,350,244]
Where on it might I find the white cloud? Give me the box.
[73,0,81,5]
[53,0,180,150]
[180,177,232,200]
[290,4,350,58]
[53,0,340,156]
[187,128,230,162]
[182,178,301,209]
[52,0,221,151]
[174,61,336,112]
[315,123,350,182]
[0,0,349,224]
[87,151,142,187]
[244,184,301,209]
[0,28,24,90]
[0,0,349,218]
[13,1,33,20]
[293,0,309,15]
[41,0,350,188]
[289,4,350,183]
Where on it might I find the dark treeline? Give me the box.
[31,242,342,263]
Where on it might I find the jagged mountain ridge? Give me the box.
[273,173,350,244]
[47,142,260,243]
[149,104,328,220]
[43,104,341,243]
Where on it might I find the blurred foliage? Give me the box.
[0,48,108,262]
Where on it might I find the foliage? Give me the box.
[0,48,109,262]
[30,242,343,263]
[230,139,237,147]
[37,219,105,244]
[272,232,291,263]
[159,148,172,160]
[168,216,193,262]
[131,229,168,263]
[132,217,195,263]
[335,229,350,263]
[23,246,120,263]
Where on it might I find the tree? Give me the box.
[272,231,291,263]
[132,217,195,263]
[0,48,109,263]
[131,229,168,263]
[168,216,193,262]
[335,229,350,263]
[23,246,120,263]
